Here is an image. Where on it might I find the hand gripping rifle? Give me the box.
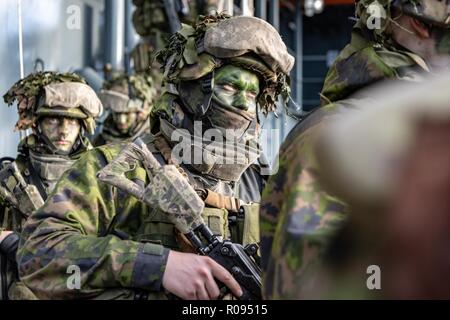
[97,137,262,300]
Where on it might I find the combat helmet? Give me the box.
[99,73,156,116]
[154,14,295,119]
[151,14,294,181]
[356,0,450,44]
[3,71,102,135]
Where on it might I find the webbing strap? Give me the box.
[203,189,241,213]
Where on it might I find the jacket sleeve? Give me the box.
[260,119,347,300]
[17,148,169,299]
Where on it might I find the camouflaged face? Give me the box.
[156,14,294,114]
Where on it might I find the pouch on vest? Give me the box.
[137,208,179,250]
[201,207,230,239]
[240,203,261,246]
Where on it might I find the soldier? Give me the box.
[321,0,450,105]
[260,0,450,299]
[314,74,450,299]
[129,1,220,109]
[17,15,294,300]
[130,0,219,80]
[132,0,220,46]
[0,71,102,300]
[94,73,156,146]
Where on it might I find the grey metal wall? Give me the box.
[0,0,104,158]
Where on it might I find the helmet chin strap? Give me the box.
[200,72,215,117]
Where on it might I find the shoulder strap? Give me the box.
[203,189,242,212]
[27,163,48,201]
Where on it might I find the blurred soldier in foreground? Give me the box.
[94,74,156,146]
[313,74,450,299]
[17,15,294,300]
[261,0,450,299]
[0,72,102,300]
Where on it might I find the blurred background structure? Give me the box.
[0,0,355,159]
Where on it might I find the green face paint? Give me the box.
[212,64,260,115]
[205,64,261,140]
[112,112,138,134]
[39,116,81,153]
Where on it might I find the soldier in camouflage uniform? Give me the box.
[130,0,219,82]
[261,0,450,299]
[17,15,294,300]
[0,72,102,300]
[315,74,450,299]
[129,1,220,107]
[94,73,157,146]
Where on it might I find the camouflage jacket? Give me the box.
[260,29,431,299]
[0,135,91,300]
[17,134,265,300]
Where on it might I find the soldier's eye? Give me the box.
[246,91,258,100]
[222,84,237,94]
[46,118,59,124]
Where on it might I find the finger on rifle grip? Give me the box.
[211,260,243,298]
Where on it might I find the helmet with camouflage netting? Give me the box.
[3,71,102,135]
[154,14,295,118]
[99,73,156,116]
